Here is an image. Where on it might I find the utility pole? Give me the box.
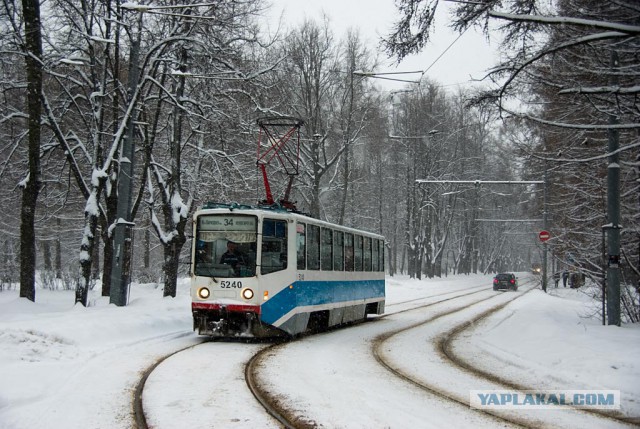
[542,157,549,292]
[110,31,141,307]
[606,50,621,326]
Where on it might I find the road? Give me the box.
[140,276,634,428]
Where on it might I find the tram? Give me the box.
[191,116,385,337]
[190,202,386,337]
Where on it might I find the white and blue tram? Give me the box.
[190,203,386,337]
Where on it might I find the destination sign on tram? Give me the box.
[199,215,256,231]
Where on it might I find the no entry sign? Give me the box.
[539,230,550,242]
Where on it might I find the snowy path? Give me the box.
[142,276,502,428]
[252,290,512,428]
[0,329,199,429]
[143,341,281,428]
[451,287,640,425]
[2,274,638,429]
[143,276,635,428]
[381,286,632,428]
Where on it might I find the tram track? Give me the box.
[132,340,208,429]
[386,285,489,311]
[133,281,529,428]
[384,283,490,311]
[372,283,540,429]
[439,294,640,428]
[374,280,638,429]
[139,279,631,429]
[245,341,314,429]
[243,281,525,428]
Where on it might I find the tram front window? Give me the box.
[194,215,257,278]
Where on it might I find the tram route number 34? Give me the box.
[221,281,243,288]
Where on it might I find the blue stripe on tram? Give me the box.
[260,279,385,325]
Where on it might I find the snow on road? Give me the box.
[143,274,504,428]
[383,283,632,428]
[253,294,507,428]
[144,342,280,428]
[455,286,640,418]
[1,273,638,429]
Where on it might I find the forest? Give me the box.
[1,0,638,322]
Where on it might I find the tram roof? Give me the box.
[195,202,384,239]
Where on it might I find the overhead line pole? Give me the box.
[542,159,549,292]
[606,51,621,326]
[110,16,142,307]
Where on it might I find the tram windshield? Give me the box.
[194,214,257,278]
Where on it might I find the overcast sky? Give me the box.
[265,0,500,92]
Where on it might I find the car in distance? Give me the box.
[493,273,518,291]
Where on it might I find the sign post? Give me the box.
[539,230,550,293]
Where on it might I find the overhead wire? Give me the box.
[355,22,475,86]
[359,3,486,87]
[419,25,471,83]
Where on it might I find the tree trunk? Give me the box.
[42,240,51,271]
[144,227,150,269]
[338,142,350,225]
[76,210,97,306]
[163,237,185,298]
[91,231,100,280]
[310,138,322,218]
[407,244,417,279]
[101,227,113,297]
[19,0,43,302]
[55,218,61,278]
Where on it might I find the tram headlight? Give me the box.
[241,288,254,300]
[197,287,210,299]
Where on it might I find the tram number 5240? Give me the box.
[221,281,242,288]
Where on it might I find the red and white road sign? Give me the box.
[539,230,550,242]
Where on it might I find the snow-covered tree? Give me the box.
[385,0,639,318]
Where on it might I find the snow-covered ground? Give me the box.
[0,273,638,428]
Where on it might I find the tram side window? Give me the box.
[344,233,354,271]
[297,223,306,270]
[379,240,385,272]
[334,231,344,271]
[372,239,379,272]
[354,235,363,271]
[364,237,372,271]
[261,219,287,275]
[321,227,333,270]
[307,224,320,270]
